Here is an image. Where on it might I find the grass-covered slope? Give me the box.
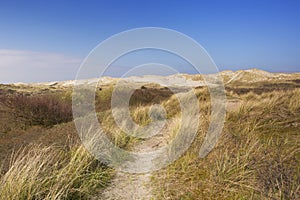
[152,89,300,199]
[0,69,299,199]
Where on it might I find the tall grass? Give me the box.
[1,83,299,199]
[0,144,113,200]
[152,88,300,199]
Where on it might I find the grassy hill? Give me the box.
[0,69,299,199]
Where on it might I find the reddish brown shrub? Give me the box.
[2,94,73,127]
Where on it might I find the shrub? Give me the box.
[2,94,73,128]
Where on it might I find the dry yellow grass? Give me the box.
[152,88,300,199]
[0,144,112,200]
[1,74,299,199]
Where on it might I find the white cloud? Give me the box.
[0,49,82,83]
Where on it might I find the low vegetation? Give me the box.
[0,144,113,200]
[0,71,299,199]
[152,89,300,199]
[1,93,72,128]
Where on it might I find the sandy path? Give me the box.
[100,171,152,200]
[100,121,173,200]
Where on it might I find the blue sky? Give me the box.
[0,0,299,82]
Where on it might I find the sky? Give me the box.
[0,0,299,83]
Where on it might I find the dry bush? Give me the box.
[97,110,139,149]
[130,105,152,126]
[2,94,73,128]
